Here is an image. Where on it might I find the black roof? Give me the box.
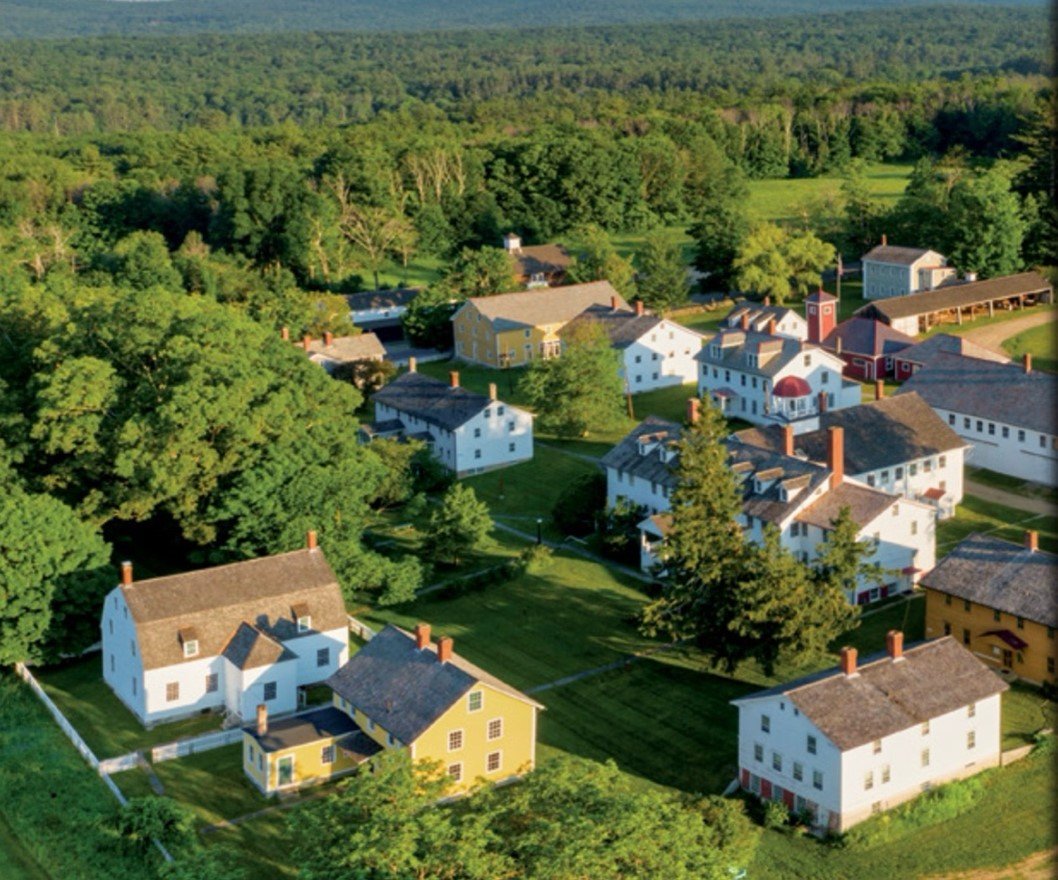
[922,533,1058,627]
[560,304,665,349]
[244,706,371,753]
[857,272,1052,322]
[345,288,420,312]
[372,372,494,431]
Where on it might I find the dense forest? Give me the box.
[0,0,1043,39]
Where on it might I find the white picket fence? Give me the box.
[98,752,141,773]
[151,728,244,763]
[14,662,99,771]
[348,615,377,641]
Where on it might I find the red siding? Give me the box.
[782,787,795,809]
[760,778,773,799]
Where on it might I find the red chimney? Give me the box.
[449,371,460,388]
[782,423,794,457]
[881,234,888,247]
[767,318,777,336]
[1026,530,1039,553]
[302,334,312,351]
[408,356,417,373]
[1023,353,1032,374]
[635,300,644,317]
[874,379,884,401]
[324,331,334,347]
[306,529,318,550]
[120,561,133,586]
[488,382,498,401]
[256,703,268,736]
[840,646,858,676]
[827,426,844,488]
[280,326,290,342]
[740,313,749,331]
[818,391,829,413]
[437,635,453,663]
[886,630,904,660]
[687,397,700,425]
[415,623,431,650]
[610,295,619,310]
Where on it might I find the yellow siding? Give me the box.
[924,587,1057,685]
[453,302,566,368]
[411,683,538,795]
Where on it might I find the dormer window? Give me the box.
[297,616,312,633]
[292,602,311,633]
[179,627,199,658]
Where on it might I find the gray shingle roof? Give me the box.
[560,304,664,349]
[372,371,512,432]
[222,622,296,670]
[733,393,968,477]
[858,272,1052,322]
[599,417,682,489]
[921,533,1057,627]
[894,333,1009,369]
[861,245,939,266]
[823,317,915,357]
[306,332,386,363]
[510,243,572,279]
[459,280,627,330]
[327,625,542,745]
[696,330,819,379]
[795,481,897,530]
[345,288,420,312]
[121,548,346,671]
[722,302,802,333]
[895,351,1058,436]
[734,637,1009,751]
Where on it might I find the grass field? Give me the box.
[0,814,49,880]
[920,301,1058,342]
[937,494,1058,555]
[1003,321,1058,373]
[966,466,1058,507]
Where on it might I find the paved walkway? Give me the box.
[961,309,1056,351]
[965,480,1058,518]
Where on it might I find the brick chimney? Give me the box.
[324,331,334,347]
[280,326,290,342]
[840,646,858,677]
[449,371,460,389]
[415,622,431,650]
[610,295,619,310]
[687,397,700,425]
[827,426,844,489]
[408,356,417,373]
[437,635,453,663]
[1023,353,1032,374]
[886,629,904,660]
[767,318,777,336]
[256,704,268,736]
[120,561,133,586]
[881,234,887,247]
[1026,530,1039,553]
[875,379,884,401]
[740,313,750,331]
[635,300,644,317]
[306,529,318,550]
[302,334,312,351]
[488,382,498,401]
[782,423,794,457]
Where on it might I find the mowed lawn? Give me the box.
[1003,321,1058,373]
[937,494,1058,555]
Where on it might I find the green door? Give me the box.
[277,756,294,787]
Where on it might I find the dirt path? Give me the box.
[961,310,1057,352]
[925,848,1056,880]
[965,480,1058,518]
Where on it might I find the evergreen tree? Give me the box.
[518,321,624,438]
[424,483,492,566]
[636,231,690,312]
[401,283,461,349]
[812,506,883,604]
[689,200,750,292]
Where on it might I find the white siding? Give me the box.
[621,321,701,392]
[101,588,146,720]
[931,407,1058,488]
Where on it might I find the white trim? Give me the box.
[467,690,484,713]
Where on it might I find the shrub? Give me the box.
[762,800,789,831]
[113,796,197,853]
[520,544,554,573]
[843,776,985,848]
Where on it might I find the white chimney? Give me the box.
[503,233,522,253]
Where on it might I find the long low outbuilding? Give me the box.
[855,272,1053,337]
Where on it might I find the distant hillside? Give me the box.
[0,0,1046,39]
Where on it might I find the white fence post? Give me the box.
[347,615,376,641]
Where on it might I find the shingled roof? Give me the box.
[895,333,1009,369]
[459,280,627,330]
[895,351,1058,436]
[696,329,833,379]
[345,287,420,312]
[121,548,346,671]
[372,371,518,432]
[733,393,968,477]
[327,626,543,745]
[795,481,898,530]
[823,317,915,358]
[858,272,1052,322]
[560,303,668,349]
[222,623,296,670]
[861,244,940,266]
[599,416,682,489]
[306,332,386,363]
[921,533,1057,627]
[244,706,381,758]
[509,243,572,279]
[734,637,1008,751]
[722,302,802,334]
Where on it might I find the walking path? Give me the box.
[526,640,688,694]
[200,790,328,835]
[961,309,1056,351]
[536,441,605,467]
[965,480,1058,518]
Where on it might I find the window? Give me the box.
[948,414,955,426]
[803,354,811,367]
[812,770,823,790]
[110,654,115,672]
[868,475,876,487]
[321,745,335,764]
[967,702,976,718]
[881,765,890,784]
[507,420,515,431]
[945,594,952,606]
[387,732,397,747]
[807,735,817,755]
[487,751,502,773]
[473,427,481,439]
[895,466,904,480]
[872,740,882,755]
[474,449,482,460]
[994,610,1002,623]
[1018,429,1026,442]
[793,762,803,781]
[909,463,918,477]
[497,405,505,416]
[963,599,971,612]
[258,753,263,771]
[1042,435,1048,449]
[109,620,114,635]
[448,763,463,782]
[761,715,770,733]
[921,721,930,735]
[772,752,782,772]
[939,455,946,468]
[1048,657,1055,674]
[131,639,136,657]
[963,628,970,646]
[1048,627,1054,640]
[297,616,311,633]
[1017,617,1025,630]
[967,730,976,750]
[753,743,764,762]
[988,423,995,436]
[317,647,330,667]
[821,371,829,385]
[864,771,874,791]
[488,718,503,740]
[205,673,218,693]
[132,678,137,695]
[508,442,516,453]
[263,681,277,701]
[964,418,971,430]
[166,682,179,702]
[943,622,951,636]
[976,420,983,433]
[881,470,889,482]
[635,354,642,364]
[448,730,464,751]
[248,744,255,763]
[921,748,930,767]
[923,459,932,473]
[1002,426,1009,438]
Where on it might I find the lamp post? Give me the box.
[536,517,543,545]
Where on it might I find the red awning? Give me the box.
[923,487,945,501]
[982,629,1029,651]
[901,566,921,575]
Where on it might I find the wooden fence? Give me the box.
[151,728,244,763]
[348,615,377,641]
[98,752,141,773]
[14,662,99,771]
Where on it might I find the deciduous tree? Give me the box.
[636,231,690,312]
